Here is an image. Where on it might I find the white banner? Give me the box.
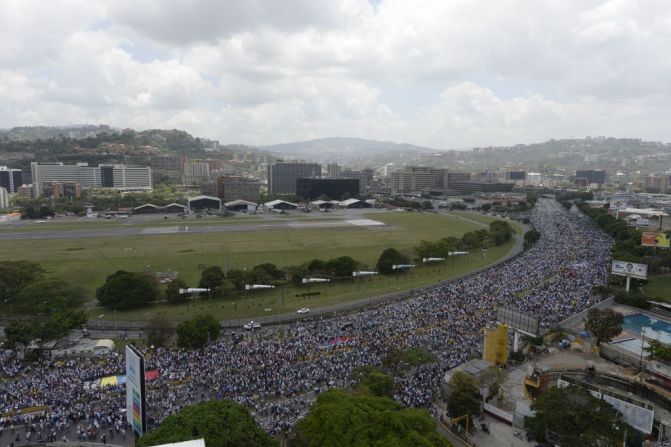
[611,260,647,279]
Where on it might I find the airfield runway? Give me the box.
[0,218,387,241]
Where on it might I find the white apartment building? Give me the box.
[31,162,152,197]
[527,172,542,186]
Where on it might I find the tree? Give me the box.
[488,221,513,246]
[146,313,174,348]
[96,271,163,310]
[307,259,327,272]
[376,248,409,275]
[414,241,442,260]
[226,269,248,291]
[166,278,189,304]
[447,372,480,420]
[350,366,395,398]
[525,385,640,446]
[523,229,541,250]
[17,278,86,313]
[252,263,285,281]
[461,229,489,249]
[324,256,359,278]
[4,310,86,351]
[644,339,671,363]
[198,266,225,291]
[176,314,220,349]
[3,320,34,350]
[383,347,437,374]
[137,400,276,447]
[0,260,45,302]
[292,389,450,447]
[585,308,624,346]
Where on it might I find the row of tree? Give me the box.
[414,220,514,260]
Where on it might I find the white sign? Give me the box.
[353,271,378,277]
[611,260,647,279]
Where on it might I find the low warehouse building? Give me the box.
[188,195,222,212]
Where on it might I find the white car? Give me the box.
[297,308,310,314]
[243,321,262,330]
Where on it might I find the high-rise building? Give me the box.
[0,166,23,193]
[326,163,341,177]
[30,162,152,197]
[341,170,370,194]
[183,162,210,186]
[575,169,607,185]
[0,187,9,209]
[390,167,448,195]
[268,162,321,195]
[644,175,671,193]
[217,176,261,202]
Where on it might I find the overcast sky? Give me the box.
[2,0,671,149]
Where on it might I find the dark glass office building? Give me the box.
[296,178,360,200]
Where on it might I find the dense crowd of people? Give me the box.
[0,198,612,439]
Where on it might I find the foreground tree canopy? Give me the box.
[525,385,641,446]
[96,270,163,310]
[291,389,450,447]
[137,400,277,447]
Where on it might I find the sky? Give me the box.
[2,0,671,149]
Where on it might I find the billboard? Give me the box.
[642,232,670,248]
[611,260,647,280]
[496,306,540,336]
[126,345,147,436]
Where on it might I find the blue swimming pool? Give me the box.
[622,313,671,344]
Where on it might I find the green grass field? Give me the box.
[0,211,520,320]
[644,276,671,301]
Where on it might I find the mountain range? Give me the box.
[260,137,439,162]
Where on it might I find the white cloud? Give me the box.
[2,0,671,148]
